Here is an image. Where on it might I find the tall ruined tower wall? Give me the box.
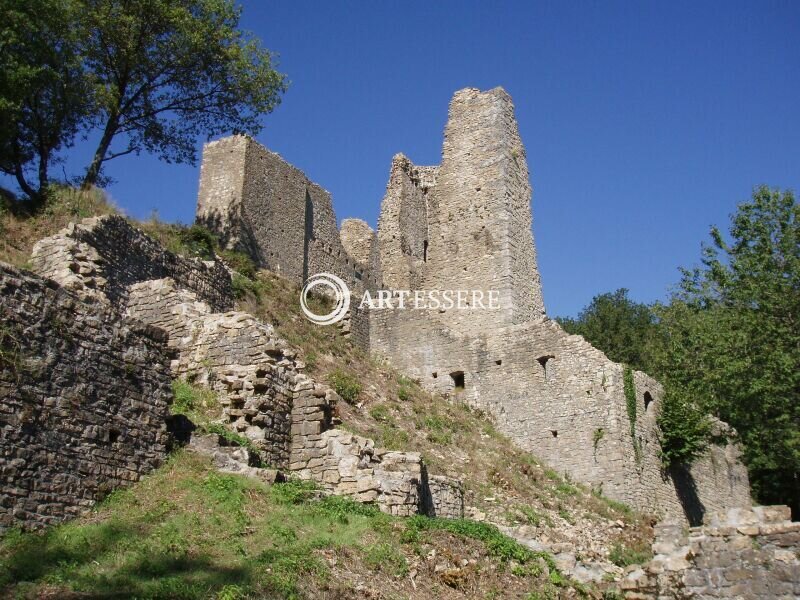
[420,88,545,331]
[375,155,434,290]
[197,136,375,292]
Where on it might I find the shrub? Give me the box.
[369,404,391,422]
[170,380,218,419]
[608,542,651,567]
[327,369,362,404]
[657,390,712,467]
[220,249,257,280]
[397,375,414,401]
[178,224,217,260]
[363,543,408,577]
[231,272,261,299]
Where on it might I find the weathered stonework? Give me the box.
[197,136,378,293]
[24,219,464,520]
[289,382,438,517]
[31,215,232,312]
[623,506,800,598]
[0,262,172,531]
[196,86,752,525]
[339,218,376,270]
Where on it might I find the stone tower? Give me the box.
[194,88,752,523]
[375,88,545,334]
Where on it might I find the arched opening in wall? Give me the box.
[423,240,428,262]
[537,355,554,381]
[450,371,465,392]
[644,392,654,412]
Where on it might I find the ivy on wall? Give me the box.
[623,366,642,463]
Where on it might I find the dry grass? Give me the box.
[239,271,655,570]
[0,187,117,269]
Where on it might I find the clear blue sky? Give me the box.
[9,1,800,317]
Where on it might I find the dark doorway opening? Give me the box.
[450,371,465,391]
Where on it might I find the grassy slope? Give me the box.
[0,189,652,599]
[1,451,592,599]
[241,272,653,562]
[0,187,117,269]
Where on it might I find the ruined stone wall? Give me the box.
[340,218,376,271]
[125,279,213,348]
[194,136,256,258]
[375,154,433,290]
[623,506,800,598]
[124,279,295,468]
[0,263,172,531]
[197,136,377,293]
[370,308,750,522]
[193,88,750,525]
[290,378,463,518]
[173,311,298,469]
[31,216,232,313]
[416,87,545,332]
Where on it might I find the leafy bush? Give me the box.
[170,379,218,417]
[231,272,261,299]
[397,375,415,401]
[178,224,217,260]
[608,542,651,567]
[657,390,711,466]
[220,249,257,280]
[327,369,362,404]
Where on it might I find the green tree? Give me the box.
[0,0,90,202]
[79,0,286,188]
[0,0,287,201]
[654,186,799,512]
[557,288,658,372]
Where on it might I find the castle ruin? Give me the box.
[197,87,750,524]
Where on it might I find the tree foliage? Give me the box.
[562,187,799,512]
[654,186,799,512]
[0,0,90,201]
[0,0,287,200]
[557,288,658,372]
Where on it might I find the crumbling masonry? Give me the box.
[1,215,463,531]
[197,87,751,524]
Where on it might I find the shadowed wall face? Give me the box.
[0,263,172,532]
[197,136,376,292]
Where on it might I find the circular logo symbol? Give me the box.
[300,273,351,325]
